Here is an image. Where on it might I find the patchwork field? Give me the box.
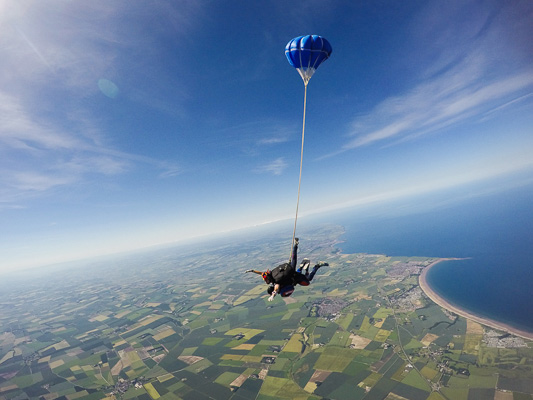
[1,225,532,399]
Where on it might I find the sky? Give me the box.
[1,0,532,273]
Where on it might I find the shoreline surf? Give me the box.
[419,258,533,341]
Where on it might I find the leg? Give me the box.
[307,265,319,282]
[308,262,328,282]
[290,238,299,269]
[297,258,310,274]
[294,273,310,286]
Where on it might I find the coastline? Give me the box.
[419,258,533,341]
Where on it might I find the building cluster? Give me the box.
[390,287,423,311]
[312,298,348,319]
[387,262,423,279]
[483,330,527,348]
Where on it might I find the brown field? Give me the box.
[110,360,123,375]
[309,369,331,383]
[466,319,484,335]
[494,391,513,400]
[230,373,249,387]
[178,355,204,365]
[349,334,372,349]
[420,333,439,346]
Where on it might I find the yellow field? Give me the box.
[193,301,212,308]
[49,359,64,369]
[329,288,348,296]
[114,310,131,318]
[232,343,255,350]
[373,308,394,320]
[282,334,303,353]
[38,355,51,363]
[0,350,15,365]
[153,328,175,341]
[303,381,318,393]
[281,309,298,320]
[374,319,385,328]
[391,363,409,381]
[359,372,382,389]
[45,340,70,352]
[338,314,354,330]
[144,382,160,399]
[245,284,266,295]
[374,329,391,342]
[233,285,266,306]
[113,339,127,348]
[233,296,255,306]
[139,315,164,327]
[463,334,483,354]
[360,315,371,332]
[220,354,242,361]
[180,347,197,356]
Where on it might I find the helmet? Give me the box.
[262,270,271,283]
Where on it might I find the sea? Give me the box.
[314,177,533,334]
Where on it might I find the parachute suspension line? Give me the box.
[290,82,308,261]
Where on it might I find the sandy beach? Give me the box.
[419,259,533,341]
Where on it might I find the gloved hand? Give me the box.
[268,295,275,302]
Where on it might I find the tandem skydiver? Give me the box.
[245,238,328,301]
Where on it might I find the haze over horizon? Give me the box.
[1,1,532,272]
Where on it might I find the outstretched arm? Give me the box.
[245,269,263,275]
[268,284,280,302]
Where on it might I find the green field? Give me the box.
[1,224,532,400]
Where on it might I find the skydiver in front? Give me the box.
[246,238,328,301]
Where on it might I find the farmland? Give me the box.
[1,224,532,399]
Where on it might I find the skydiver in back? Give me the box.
[245,238,328,301]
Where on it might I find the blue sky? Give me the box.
[1,1,532,272]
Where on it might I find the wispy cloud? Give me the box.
[344,69,533,150]
[336,2,533,153]
[0,88,180,195]
[254,158,288,175]
[0,2,193,206]
[206,120,294,157]
[258,136,289,145]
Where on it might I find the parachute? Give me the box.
[285,35,332,259]
[285,35,332,86]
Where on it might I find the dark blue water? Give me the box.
[318,180,533,333]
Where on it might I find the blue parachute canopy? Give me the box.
[285,35,332,85]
